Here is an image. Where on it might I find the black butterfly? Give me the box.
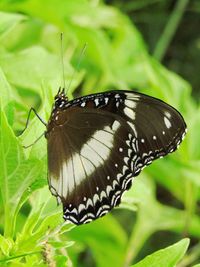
[40,88,187,225]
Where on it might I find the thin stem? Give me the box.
[153,0,190,61]
[182,180,198,237]
[0,251,41,263]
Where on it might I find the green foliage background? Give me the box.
[0,0,199,266]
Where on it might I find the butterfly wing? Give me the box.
[46,90,186,224]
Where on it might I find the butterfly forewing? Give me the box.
[46,90,186,225]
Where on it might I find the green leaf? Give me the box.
[132,238,190,267]
[0,11,25,38]
[0,46,72,95]
[0,108,46,237]
[55,254,71,267]
[68,215,127,267]
[0,66,14,108]
[122,175,200,264]
[0,235,14,256]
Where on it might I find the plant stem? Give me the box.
[0,250,41,263]
[182,180,197,237]
[153,0,190,61]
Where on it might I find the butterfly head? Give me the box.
[54,87,68,108]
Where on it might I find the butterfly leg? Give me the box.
[21,107,47,135]
[23,132,45,148]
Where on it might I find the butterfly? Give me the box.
[42,88,187,225]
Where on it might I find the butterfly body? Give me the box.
[45,89,187,225]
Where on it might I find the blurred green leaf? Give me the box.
[0,46,72,94]
[0,11,25,39]
[68,215,127,267]
[0,235,14,257]
[123,175,200,265]
[0,108,47,238]
[132,238,189,267]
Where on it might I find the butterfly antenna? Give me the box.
[66,43,88,95]
[60,32,66,92]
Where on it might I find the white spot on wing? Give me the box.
[127,122,137,137]
[94,99,99,106]
[100,191,107,201]
[81,102,86,107]
[125,93,140,99]
[86,198,93,209]
[124,157,129,165]
[124,107,135,120]
[122,165,129,174]
[93,193,99,204]
[117,173,122,181]
[125,99,137,109]
[112,120,120,131]
[105,97,109,104]
[165,111,171,118]
[78,204,85,213]
[164,117,171,129]
[106,185,112,195]
[116,102,120,108]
